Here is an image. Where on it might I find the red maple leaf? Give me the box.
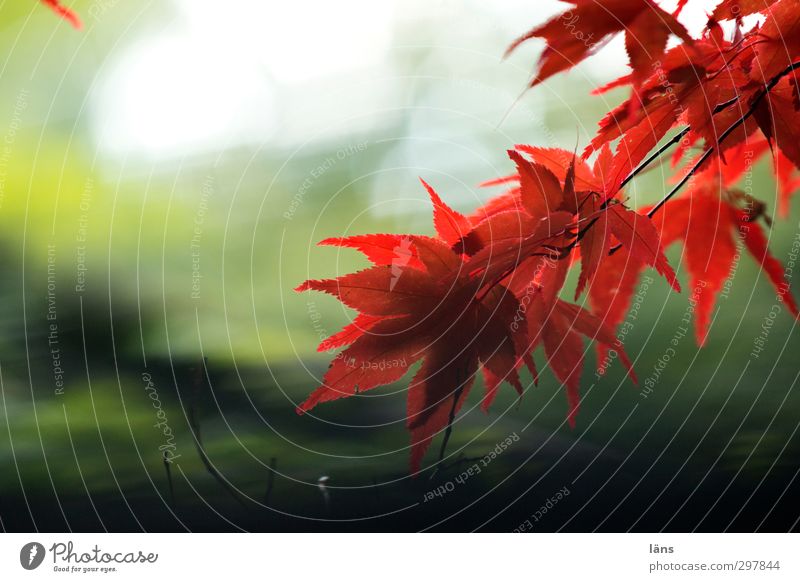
[298,178,636,471]
[653,168,799,345]
[711,0,780,22]
[476,147,679,297]
[749,0,800,84]
[297,232,527,472]
[297,188,540,472]
[774,148,800,217]
[754,77,800,169]
[506,0,690,88]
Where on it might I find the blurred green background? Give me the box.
[0,0,798,532]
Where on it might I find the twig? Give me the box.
[437,385,463,464]
[618,127,691,191]
[430,367,468,479]
[187,358,248,509]
[647,149,714,218]
[163,451,176,509]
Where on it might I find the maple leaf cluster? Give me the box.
[297,0,800,473]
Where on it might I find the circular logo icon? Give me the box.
[20,542,46,570]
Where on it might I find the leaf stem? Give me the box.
[432,365,469,478]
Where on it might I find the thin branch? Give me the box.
[647,148,714,218]
[648,60,800,219]
[187,359,248,509]
[430,366,468,479]
[605,60,800,255]
[163,452,176,509]
[618,126,690,191]
[437,384,464,464]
